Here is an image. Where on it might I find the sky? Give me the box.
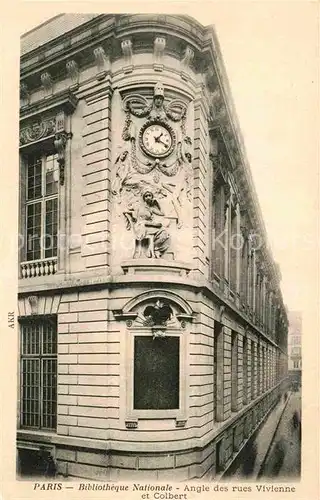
[14,3,319,319]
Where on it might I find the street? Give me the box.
[259,390,301,479]
[223,390,301,481]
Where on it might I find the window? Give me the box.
[229,205,237,292]
[291,346,301,356]
[257,344,261,394]
[214,321,224,421]
[231,331,238,411]
[255,273,261,323]
[240,238,248,305]
[242,336,248,405]
[20,316,57,430]
[262,347,267,392]
[250,341,255,400]
[216,439,224,473]
[134,336,179,410]
[18,447,56,478]
[25,153,59,262]
[212,184,225,280]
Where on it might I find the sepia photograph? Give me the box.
[1,3,318,496]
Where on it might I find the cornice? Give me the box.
[20,14,204,81]
[21,14,106,59]
[114,14,204,50]
[18,272,286,348]
[20,89,78,122]
[204,30,281,291]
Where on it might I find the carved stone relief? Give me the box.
[20,110,72,185]
[41,71,53,97]
[111,82,194,263]
[66,60,79,89]
[20,118,56,146]
[93,46,110,80]
[126,297,188,337]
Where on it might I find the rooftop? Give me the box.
[21,13,101,55]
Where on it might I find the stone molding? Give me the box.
[17,275,284,352]
[120,288,194,317]
[20,89,78,122]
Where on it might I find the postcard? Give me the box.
[0,2,319,500]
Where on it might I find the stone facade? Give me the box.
[18,14,289,480]
[287,311,302,386]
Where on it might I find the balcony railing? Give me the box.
[20,258,57,279]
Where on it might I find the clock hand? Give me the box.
[158,139,169,148]
[154,132,163,143]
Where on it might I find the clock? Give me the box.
[139,121,175,158]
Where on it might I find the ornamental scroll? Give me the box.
[20,111,71,186]
[111,82,194,263]
[19,118,56,146]
[123,296,190,337]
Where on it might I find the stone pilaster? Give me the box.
[214,321,224,422]
[251,339,258,400]
[81,86,112,271]
[192,89,210,277]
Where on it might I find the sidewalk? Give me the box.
[230,394,289,480]
[260,390,301,480]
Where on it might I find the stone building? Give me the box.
[287,311,302,387]
[18,14,289,480]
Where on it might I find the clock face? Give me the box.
[141,124,174,158]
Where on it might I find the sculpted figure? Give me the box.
[148,82,167,121]
[160,136,193,228]
[111,149,131,197]
[124,191,171,259]
[111,149,142,201]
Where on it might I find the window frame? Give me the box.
[231,331,238,411]
[125,326,188,421]
[211,182,226,282]
[19,316,58,432]
[24,152,59,263]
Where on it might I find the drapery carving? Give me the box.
[123,191,171,259]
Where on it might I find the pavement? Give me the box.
[259,390,301,480]
[226,392,294,480]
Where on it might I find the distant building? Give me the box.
[18,14,289,481]
[287,311,302,385]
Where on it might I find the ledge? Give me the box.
[121,259,192,277]
[20,89,78,122]
[16,382,286,455]
[17,270,283,352]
